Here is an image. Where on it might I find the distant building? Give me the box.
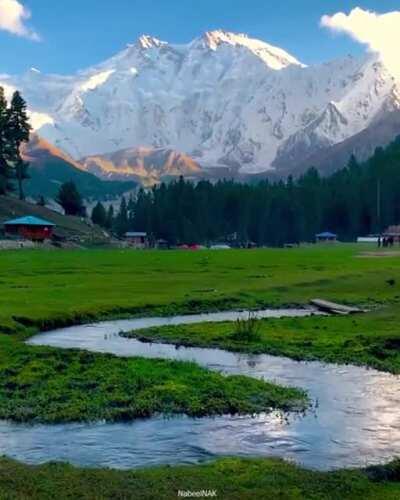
[124,231,149,249]
[383,225,400,243]
[4,216,55,242]
[316,231,337,243]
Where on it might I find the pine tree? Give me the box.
[126,194,134,227]
[0,87,13,194]
[91,201,107,227]
[7,91,31,199]
[15,158,30,200]
[106,205,114,230]
[37,195,46,207]
[127,194,135,213]
[57,181,86,216]
[115,196,129,236]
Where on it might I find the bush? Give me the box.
[230,313,262,342]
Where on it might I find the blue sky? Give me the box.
[0,0,399,74]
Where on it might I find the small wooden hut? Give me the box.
[316,231,337,243]
[4,216,55,242]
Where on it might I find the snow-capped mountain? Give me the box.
[2,30,400,177]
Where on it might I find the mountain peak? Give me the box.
[196,30,303,70]
[202,30,247,49]
[136,35,165,50]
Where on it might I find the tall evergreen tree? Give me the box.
[91,201,107,227]
[7,91,31,199]
[36,195,46,207]
[14,158,30,200]
[106,205,114,230]
[114,197,129,236]
[0,87,13,194]
[57,181,86,216]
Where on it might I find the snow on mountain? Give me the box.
[192,30,304,69]
[273,58,400,169]
[2,30,400,177]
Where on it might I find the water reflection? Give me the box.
[7,308,398,470]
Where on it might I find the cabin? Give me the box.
[124,231,149,249]
[4,216,55,242]
[316,231,337,244]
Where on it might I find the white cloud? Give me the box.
[0,0,40,41]
[321,7,400,79]
[2,82,16,99]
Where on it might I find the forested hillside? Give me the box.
[109,138,400,246]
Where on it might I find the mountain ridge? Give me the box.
[81,146,203,186]
[21,134,137,200]
[2,30,400,181]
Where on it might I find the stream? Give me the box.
[0,308,399,471]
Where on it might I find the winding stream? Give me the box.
[1,308,399,471]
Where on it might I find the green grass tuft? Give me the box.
[230,313,262,342]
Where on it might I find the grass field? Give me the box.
[1,457,399,500]
[1,244,399,334]
[0,244,400,498]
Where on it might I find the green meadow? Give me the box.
[1,457,399,500]
[0,244,400,498]
[1,244,399,333]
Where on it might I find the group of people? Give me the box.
[378,235,396,248]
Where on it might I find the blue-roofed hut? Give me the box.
[316,231,337,243]
[4,216,55,241]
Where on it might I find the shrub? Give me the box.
[230,313,262,342]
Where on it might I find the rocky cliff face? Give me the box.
[82,147,202,186]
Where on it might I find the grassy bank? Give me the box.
[0,457,399,500]
[1,245,399,335]
[0,335,306,423]
[123,305,400,373]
